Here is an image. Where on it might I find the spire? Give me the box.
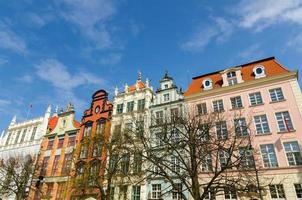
[66,102,74,112]
[137,71,142,81]
[114,86,119,96]
[10,116,16,126]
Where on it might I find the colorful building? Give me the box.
[28,103,80,200]
[110,72,154,200]
[148,71,187,200]
[69,90,113,200]
[184,57,302,199]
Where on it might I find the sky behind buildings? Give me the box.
[0,0,302,131]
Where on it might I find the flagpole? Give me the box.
[26,104,32,120]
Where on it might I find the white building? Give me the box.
[0,105,51,159]
[110,72,154,200]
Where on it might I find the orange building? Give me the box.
[29,103,80,200]
[68,90,113,200]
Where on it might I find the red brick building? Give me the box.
[68,90,113,200]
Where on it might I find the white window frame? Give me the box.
[249,92,263,106]
[259,144,278,168]
[253,114,270,134]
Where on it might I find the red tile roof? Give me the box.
[48,116,58,132]
[128,81,146,92]
[73,120,80,128]
[184,57,289,97]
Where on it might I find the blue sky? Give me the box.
[0,0,302,131]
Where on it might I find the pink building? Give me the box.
[184,57,302,200]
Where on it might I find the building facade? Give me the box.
[184,57,302,199]
[110,73,154,200]
[147,72,188,200]
[69,90,113,200]
[29,103,80,200]
[0,105,51,159]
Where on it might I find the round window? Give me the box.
[95,106,100,114]
[204,80,211,87]
[255,67,263,74]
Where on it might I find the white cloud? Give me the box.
[237,43,264,60]
[34,59,107,110]
[57,0,117,49]
[25,12,47,28]
[236,0,302,31]
[0,99,11,106]
[181,27,218,52]
[0,22,27,54]
[0,57,8,66]
[100,53,122,65]
[16,75,33,83]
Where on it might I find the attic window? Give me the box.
[202,78,213,90]
[253,65,266,78]
[226,71,238,86]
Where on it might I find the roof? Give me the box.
[184,57,290,97]
[48,116,58,132]
[73,120,81,128]
[128,81,146,92]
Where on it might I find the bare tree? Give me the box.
[125,110,270,200]
[0,155,35,200]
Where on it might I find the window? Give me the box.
[84,125,92,137]
[239,147,254,168]
[132,186,141,200]
[46,183,54,197]
[198,124,210,141]
[249,92,263,106]
[275,111,294,132]
[112,125,121,140]
[30,127,37,141]
[62,153,72,176]
[137,99,145,111]
[57,138,64,149]
[80,145,88,159]
[283,141,302,166]
[171,129,180,143]
[152,184,161,199]
[96,121,105,135]
[41,156,50,176]
[20,129,27,143]
[197,103,207,115]
[47,140,54,150]
[109,154,118,172]
[121,153,130,174]
[254,115,270,134]
[234,118,248,136]
[224,187,237,200]
[120,185,128,200]
[260,144,278,168]
[204,187,216,200]
[171,155,181,173]
[155,132,163,147]
[269,88,284,102]
[163,93,170,101]
[68,136,76,147]
[116,103,124,114]
[56,182,66,200]
[171,108,179,118]
[88,162,99,186]
[93,142,102,157]
[216,121,228,140]
[76,163,84,183]
[14,131,21,144]
[127,101,134,112]
[226,71,238,86]
[219,150,230,169]
[230,96,243,109]
[52,155,60,176]
[136,120,144,138]
[172,183,183,200]
[109,187,115,200]
[5,132,12,146]
[164,84,168,89]
[155,111,164,124]
[133,152,142,174]
[294,184,302,199]
[203,78,213,90]
[269,184,286,200]
[213,100,224,112]
[202,152,212,171]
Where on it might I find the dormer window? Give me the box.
[227,71,238,86]
[164,84,168,89]
[202,78,213,90]
[253,65,266,78]
[163,93,170,101]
